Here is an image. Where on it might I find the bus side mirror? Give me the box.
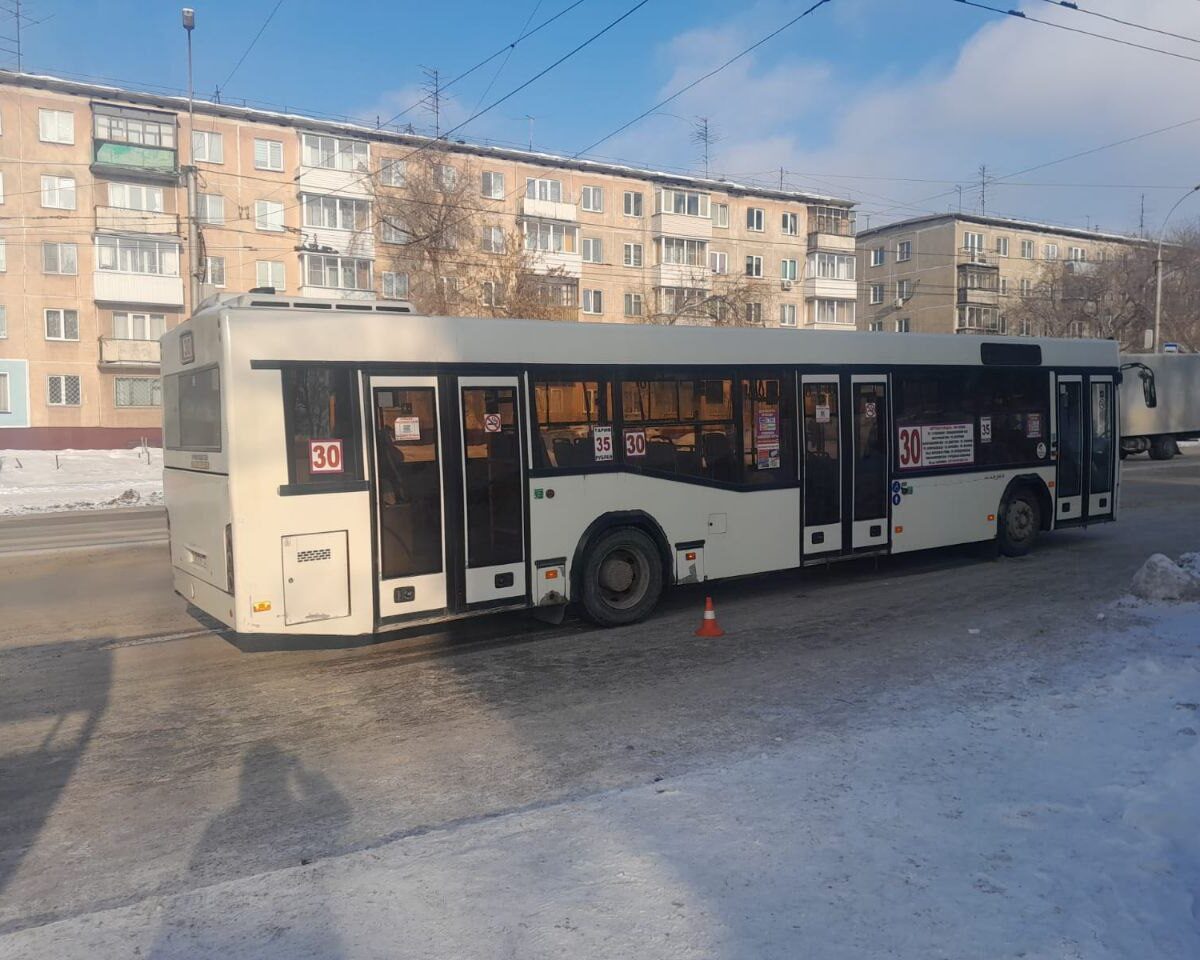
[1142,370,1157,408]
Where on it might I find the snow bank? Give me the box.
[1130,553,1200,602]
[0,449,163,516]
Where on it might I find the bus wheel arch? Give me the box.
[571,512,670,626]
[998,475,1050,557]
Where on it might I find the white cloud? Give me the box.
[608,0,1200,233]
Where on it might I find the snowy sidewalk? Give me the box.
[2,603,1197,959]
[0,450,163,516]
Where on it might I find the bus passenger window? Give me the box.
[741,376,795,486]
[164,366,222,452]
[621,376,736,482]
[281,366,361,484]
[532,379,612,469]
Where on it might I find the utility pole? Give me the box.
[420,66,443,138]
[1139,193,1146,236]
[978,164,987,216]
[956,185,962,213]
[182,8,200,313]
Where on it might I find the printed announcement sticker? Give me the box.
[309,439,344,474]
[394,416,421,440]
[897,422,974,469]
[592,425,614,462]
[979,416,993,443]
[1026,412,1043,438]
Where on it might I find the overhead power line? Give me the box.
[953,0,1200,65]
[1036,0,1200,47]
[218,0,286,98]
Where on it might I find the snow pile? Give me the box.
[0,449,163,516]
[1131,553,1200,602]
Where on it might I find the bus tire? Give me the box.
[579,526,664,627]
[1149,437,1176,460]
[998,489,1040,557]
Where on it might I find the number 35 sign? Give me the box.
[309,439,344,474]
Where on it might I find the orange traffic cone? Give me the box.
[694,596,725,637]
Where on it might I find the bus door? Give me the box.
[1087,375,1115,519]
[456,377,526,605]
[801,374,843,556]
[369,376,448,618]
[1055,374,1085,521]
[849,375,890,550]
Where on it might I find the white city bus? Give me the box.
[162,294,1125,638]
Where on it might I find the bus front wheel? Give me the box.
[998,490,1040,557]
[579,526,664,626]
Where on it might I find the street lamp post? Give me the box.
[182,8,199,312]
[1153,184,1200,352]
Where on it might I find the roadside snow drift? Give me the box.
[0,450,163,516]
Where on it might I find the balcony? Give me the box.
[654,262,710,289]
[956,307,1006,335]
[95,205,181,237]
[958,285,1001,306]
[651,211,712,241]
[99,337,161,369]
[802,276,856,300]
[521,196,577,221]
[93,272,185,307]
[807,230,855,253]
[297,226,376,259]
[297,165,372,197]
[91,142,179,184]
[526,249,582,279]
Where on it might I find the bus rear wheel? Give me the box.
[1150,437,1177,460]
[579,527,663,627]
[998,490,1040,557]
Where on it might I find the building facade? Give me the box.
[0,71,856,448]
[856,213,1145,336]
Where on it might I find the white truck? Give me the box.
[1120,353,1200,459]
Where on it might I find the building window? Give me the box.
[745,255,763,278]
[868,320,883,332]
[93,106,176,158]
[301,133,368,171]
[623,191,643,217]
[481,171,505,199]
[780,258,797,281]
[255,199,285,232]
[97,237,179,276]
[781,212,798,236]
[45,308,79,341]
[869,283,884,305]
[203,256,226,287]
[897,279,912,301]
[115,377,161,407]
[303,254,373,291]
[658,287,706,316]
[1019,278,1033,297]
[439,165,458,190]
[255,260,286,292]
[582,237,603,264]
[302,193,369,232]
[581,186,603,212]
[658,188,711,218]
[1016,317,1033,336]
[1068,246,1086,261]
[1069,320,1088,338]
[108,182,164,211]
[999,276,1008,295]
[526,177,563,202]
[746,207,765,231]
[811,299,855,325]
[1021,239,1035,258]
[895,317,911,333]
[624,292,643,317]
[192,130,224,163]
[582,289,603,314]
[40,175,76,210]
[713,203,729,228]
[870,247,884,267]
[47,374,81,406]
[660,237,707,266]
[779,303,797,326]
[0,239,7,272]
[623,242,643,268]
[957,305,1004,332]
[480,225,505,253]
[196,193,225,225]
[38,108,74,144]
[0,304,6,338]
[523,219,578,253]
[252,137,284,171]
[42,242,78,275]
[807,252,856,280]
[0,371,8,413]
[1043,243,1059,260]
[113,312,166,340]
[709,250,727,274]
[963,231,984,253]
[380,158,406,186]
[995,237,1009,257]
[745,301,763,324]
[896,240,912,262]
[381,271,409,300]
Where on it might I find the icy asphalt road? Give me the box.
[0,456,1198,957]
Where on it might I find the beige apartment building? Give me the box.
[856,213,1146,336]
[0,70,857,448]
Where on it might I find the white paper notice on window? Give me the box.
[394,416,421,440]
[592,425,613,462]
[815,404,831,423]
[979,416,992,443]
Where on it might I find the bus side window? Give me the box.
[281,366,362,485]
[741,375,795,486]
[532,379,612,469]
[620,375,737,483]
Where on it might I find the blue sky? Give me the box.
[15,0,1200,232]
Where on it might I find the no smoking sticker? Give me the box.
[483,413,502,433]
